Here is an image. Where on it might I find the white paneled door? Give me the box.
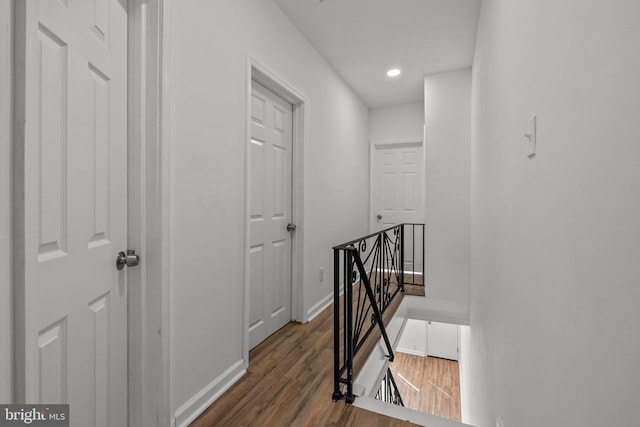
[372,144,425,231]
[19,1,128,426]
[372,143,425,272]
[249,82,293,349]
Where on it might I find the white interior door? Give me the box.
[249,81,293,349]
[19,0,128,425]
[372,143,425,272]
[427,322,459,361]
[372,143,425,231]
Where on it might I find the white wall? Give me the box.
[0,0,13,404]
[397,318,427,356]
[369,101,424,142]
[167,0,369,422]
[424,69,471,305]
[466,1,640,426]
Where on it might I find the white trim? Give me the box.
[127,1,170,426]
[127,2,147,425]
[458,325,470,424]
[0,0,13,405]
[355,396,474,427]
[13,0,40,403]
[244,56,308,362]
[395,347,427,357]
[160,0,173,425]
[172,360,245,427]
[369,142,375,234]
[370,136,424,148]
[404,296,471,326]
[243,58,252,371]
[306,292,334,323]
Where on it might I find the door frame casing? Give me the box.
[369,136,425,232]
[127,1,172,426]
[1,0,14,405]
[10,0,171,425]
[243,56,306,363]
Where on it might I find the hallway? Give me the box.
[3,2,640,426]
[190,303,417,427]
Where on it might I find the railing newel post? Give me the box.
[345,248,355,405]
[412,224,416,286]
[399,225,405,292]
[332,248,343,402]
[422,223,425,285]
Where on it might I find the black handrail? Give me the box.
[332,223,425,405]
[333,223,405,249]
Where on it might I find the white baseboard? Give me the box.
[173,359,246,427]
[396,347,427,357]
[305,292,334,322]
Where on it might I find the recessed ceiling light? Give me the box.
[387,68,401,77]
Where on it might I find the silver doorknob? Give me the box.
[116,249,140,270]
[376,214,382,220]
[286,223,297,232]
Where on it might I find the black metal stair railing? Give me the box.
[375,368,405,407]
[332,223,424,405]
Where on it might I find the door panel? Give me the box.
[427,322,459,361]
[373,144,424,229]
[249,82,293,349]
[20,0,128,425]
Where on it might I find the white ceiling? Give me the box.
[273,0,481,108]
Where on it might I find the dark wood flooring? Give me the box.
[189,298,419,427]
[390,352,461,422]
